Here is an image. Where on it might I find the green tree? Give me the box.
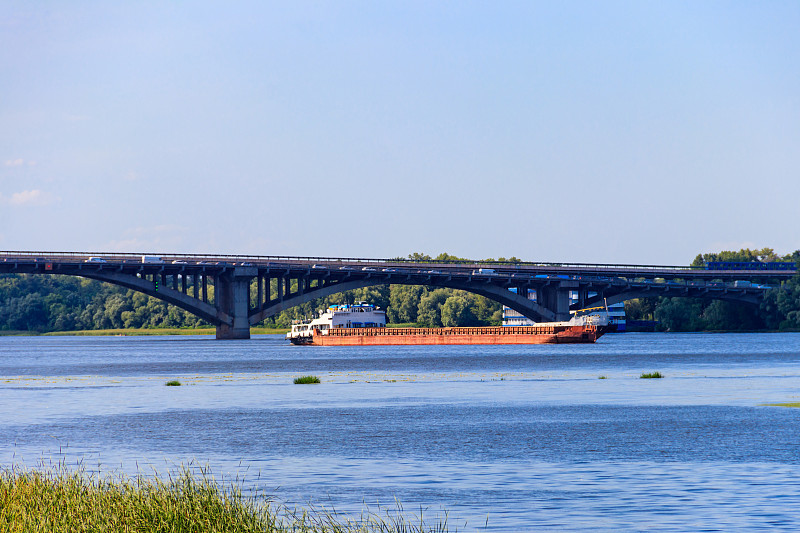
[625,298,657,320]
[654,298,707,331]
[416,289,450,327]
[441,294,479,327]
[762,276,800,330]
[388,285,426,324]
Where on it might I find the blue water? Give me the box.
[2,332,800,531]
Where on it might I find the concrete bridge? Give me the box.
[1,251,795,339]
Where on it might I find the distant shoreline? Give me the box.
[0,323,440,337]
[0,327,289,337]
[2,327,797,337]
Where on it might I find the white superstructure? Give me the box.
[286,302,386,343]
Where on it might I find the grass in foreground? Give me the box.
[294,375,321,384]
[640,371,664,379]
[0,465,450,533]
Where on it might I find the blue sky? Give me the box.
[2,1,798,264]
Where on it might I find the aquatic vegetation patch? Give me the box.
[640,372,664,379]
[0,464,451,532]
[293,375,321,384]
[763,402,800,408]
[165,380,181,386]
[598,375,608,379]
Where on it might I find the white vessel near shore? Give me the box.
[287,303,387,344]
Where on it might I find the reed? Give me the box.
[0,464,450,532]
[763,402,800,408]
[165,380,181,386]
[293,375,321,384]
[640,371,664,379]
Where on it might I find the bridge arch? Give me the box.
[578,287,762,310]
[81,271,224,325]
[248,277,556,325]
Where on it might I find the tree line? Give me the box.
[625,247,800,331]
[1,249,799,333]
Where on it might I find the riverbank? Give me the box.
[0,323,470,337]
[0,466,448,533]
[0,327,289,336]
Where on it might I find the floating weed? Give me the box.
[293,375,321,385]
[640,372,664,379]
[165,380,181,386]
[598,375,608,379]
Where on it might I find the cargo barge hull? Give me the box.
[293,325,609,346]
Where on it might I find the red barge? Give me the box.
[287,303,610,346]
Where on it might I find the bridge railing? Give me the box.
[0,250,707,270]
[1,250,796,277]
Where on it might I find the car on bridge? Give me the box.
[85,257,107,263]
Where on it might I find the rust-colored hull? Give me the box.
[292,325,609,346]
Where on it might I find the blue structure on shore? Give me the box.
[502,288,626,331]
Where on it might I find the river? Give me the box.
[2,332,800,531]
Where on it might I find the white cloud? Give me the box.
[0,189,59,206]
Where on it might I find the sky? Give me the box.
[1,1,798,265]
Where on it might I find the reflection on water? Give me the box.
[2,332,800,531]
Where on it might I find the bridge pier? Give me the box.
[539,282,575,322]
[215,267,257,340]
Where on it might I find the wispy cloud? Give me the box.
[3,158,36,167]
[707,241,759,253]
[104,225,189,252]
[123,171,139,182]
[0,189,59,206]
[63,113,90,122]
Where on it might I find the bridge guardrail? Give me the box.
[1,250,795,278]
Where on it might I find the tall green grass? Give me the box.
[0,464,450,532]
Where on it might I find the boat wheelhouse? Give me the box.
[287,302,387,344]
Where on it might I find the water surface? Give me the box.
[2,332,800,531]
